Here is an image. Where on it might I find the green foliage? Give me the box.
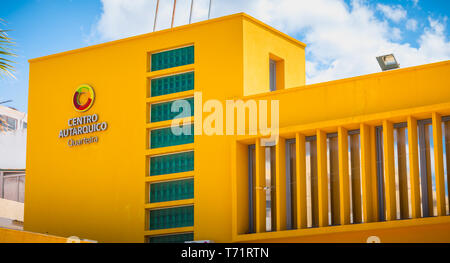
[0,19,16,79]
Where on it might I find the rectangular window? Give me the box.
[269,59,277,91]
[442,117,450,215]
[375,126,386,221]
[150,124,194,149]
[7,117,16,130]
[18,176,25,203]
[348,130,363,224]
[151,71,194,97]
[150,179,194,203]
[248,145,256,233]
[0,115,17,131]
[286,139,297,229]
[1,172,25,203]
[3,176,18,201]
[393,123,411,219]
[147,233,194,243]
[150,97,194,123]
[149,205,194,230]
[269,55,285,91]
[327,133,340,226]
[418,119,437,217]
[306,136,319,227]
[150,151,194,176]
[265,145,277,232]
[151,46,194,71]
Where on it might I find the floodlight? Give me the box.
[376,54,400,71]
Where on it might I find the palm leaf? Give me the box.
[0,20,16,79]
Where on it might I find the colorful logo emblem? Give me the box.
[73,84,95,112]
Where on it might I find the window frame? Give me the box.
[285,139,296,229]
[248,144,255,233]
[269,59,277,92]
[0,171,25,203]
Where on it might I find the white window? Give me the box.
[269,59,277,92]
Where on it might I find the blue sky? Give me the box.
[0,0,449,112]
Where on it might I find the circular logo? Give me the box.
[73,84,95,112]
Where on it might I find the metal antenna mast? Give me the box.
[171,0,177,28]
[189,0,194,24]
[208,0,213,19]
[153,0,160,32]
[0,100,13,105]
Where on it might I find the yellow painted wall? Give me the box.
[26,11,450,243]
[238,60,450,131]
[0,227,92,243]
[243,17,306,95]
[26,13,303,243]
[238,216,450,243]
[193,15,305,242]
[231,60,450,243]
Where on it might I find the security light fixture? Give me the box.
[376,54,400,71]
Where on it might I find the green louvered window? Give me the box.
[148,233,194,243]
[150,179,194,203]
[150,124,194,149]
[149,206,194,230]
[150,151,194,176]
[151,97,194,123]
[151,72,194,97]
[151,46,194,71]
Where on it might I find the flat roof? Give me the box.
[239,59,450,100]
[29,13,306,63]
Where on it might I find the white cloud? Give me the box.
[93,0,216,40]
[376,3,407,22]
[92,0,450,84]
[412,0,419,8]
[416,17,450,63]
[406,19,418,31]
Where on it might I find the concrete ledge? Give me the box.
[234,215,450,243]
[0,198,24,222]
[0,227,93,243]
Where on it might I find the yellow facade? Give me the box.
[0,227,92,243]
[25,13,450,243]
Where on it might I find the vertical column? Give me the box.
[317,130,328,227]
[383,120,396,221]
[432,112,446,216]
[276,137,287,231]
[338,127,350,225]
[255,139,266,232]
[295,133,307,228]
[407,116,421,218]
[361,124,374,222]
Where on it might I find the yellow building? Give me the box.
[24,13,450,243]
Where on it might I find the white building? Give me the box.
[0,105,27,230]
